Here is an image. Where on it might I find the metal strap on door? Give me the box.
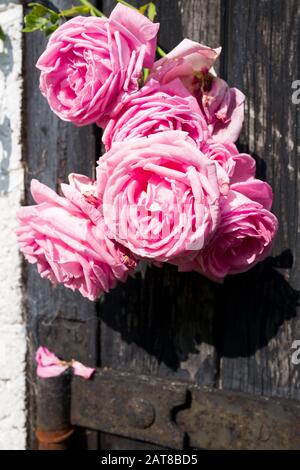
[36,368,300,450]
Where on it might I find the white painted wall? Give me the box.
[0,1,26,450]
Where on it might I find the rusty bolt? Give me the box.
[126,397,155,429]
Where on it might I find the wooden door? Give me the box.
[24,0,300,450]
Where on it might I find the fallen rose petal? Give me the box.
[36,346,68,378]
[72,361,95,379]
[35,347,96,380]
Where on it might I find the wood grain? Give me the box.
[218,0,300,400]
[23,0,99,448]
[100,0,222,382]
[23,0,300,450]
[99,0,222,450]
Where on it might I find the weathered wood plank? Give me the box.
[24,0,99,448]
[24,0,299,451]
[99,0,222,450]
[218,0,300,400]
[100,0,222,384]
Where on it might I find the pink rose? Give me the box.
[36,4,159,126]
[16,176,136,301]
[231,179,274,211]
[97,131,222,263]
[150,38,221,86]
[205,141,274,210]
[150,39,245,143]
[202,140,256,193]
[203,141,239,179]
[179,190,278,281]
[102,78,209,151]
[201,77,245,143]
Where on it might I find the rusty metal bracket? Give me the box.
[71,368,187,449]
[36,428,74,450]
[177,387,300,450]
[36,373,74,450]
[70,368,300,450]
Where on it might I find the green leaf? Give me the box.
[23,0,104,36]
[49,12,59,22]
[139,5,147,14]
[43,24,59,35]
[139,2,157,21]
[28,3,58,18]
[23,13,49,32]
[28,1,59,14]
[147,2,157,21]
[23,2,61,33]
[78,0,105,17]
[90,7,100,17]
[60,6,90,17]
[0,26,5,42]
[31,4,49,17]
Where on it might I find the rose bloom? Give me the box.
[202,139,275,211]
[201,76,245,143]
[202,140,257,193]
[16,175,136,301]
[97,131,224,263]
[150,38,245,143]
[36,4,159,126]
[102,78,209,151]
[179,189,278,281]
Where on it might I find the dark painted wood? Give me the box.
[23,0,99,449]
[24,0,300,451]
[218,0,300,399]
[99,0,222,450]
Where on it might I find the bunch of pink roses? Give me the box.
[17,4,278,301]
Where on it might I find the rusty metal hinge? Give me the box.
[71,368,187,449]
[177,387,300,450]
[36,368,300,450]
[70,368,300,450]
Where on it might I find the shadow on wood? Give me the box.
[217,250,299,359]
[99,250,299,372]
